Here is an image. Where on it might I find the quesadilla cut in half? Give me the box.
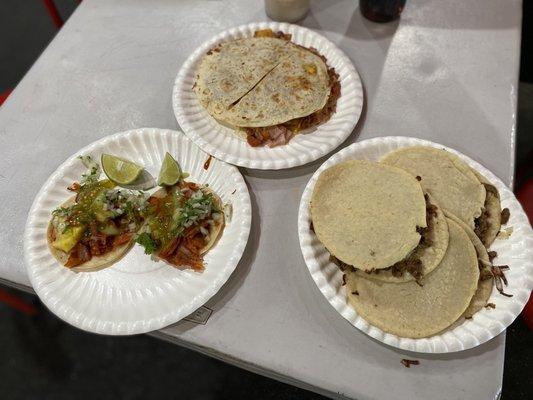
[136,181,225,272]
[310,160,427,271]
[345,219,479,339]
[380,146,486,231]
[194,29,340,148]
[47,156,146,272]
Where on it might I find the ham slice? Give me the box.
[265,126,293,147]
[245,125,293,148]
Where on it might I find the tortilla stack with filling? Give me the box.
[310,160,427,271]
[194,30,340,147]
[345,218,479,339]
[380,147,486,231]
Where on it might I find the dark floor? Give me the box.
[0,290,324,400]
[1,1,532,400]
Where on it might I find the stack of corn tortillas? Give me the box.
[310,147,511,339]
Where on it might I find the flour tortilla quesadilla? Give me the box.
[194,30,340,147]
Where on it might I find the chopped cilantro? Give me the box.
[52,206,72,217]
[78,155,101,185]
[171,189,216,236]
[136,232,158,254]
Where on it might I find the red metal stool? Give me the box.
[0,89,12,105]
[41,0,82,29]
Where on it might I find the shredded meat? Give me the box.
[474,208,491,244]
[245,125,294,148]
[484,183,499,196]
[385,195,437,279]
[65,242,91,267]
[491,265,513,297]
[166,246,205,272]
[329,254,350,272]
[159,219,211,272]
[474,183,501,245]
[159,237,182,259]
[401,359,420,368]
[390,254,423,280]
[500,208,510,225]
[67,182,81,192]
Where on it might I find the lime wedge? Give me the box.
[101,154,143,185]
[157,153,182,186]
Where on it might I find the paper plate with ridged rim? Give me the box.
[23,128,251,335]
[298,136,533,353]
[173,22,363,170]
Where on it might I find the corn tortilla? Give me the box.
[357,194,449,283]
[311,160,426,270]
[381,147,486,230]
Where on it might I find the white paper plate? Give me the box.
[24,128,251,335]
[173,22,363,170]
[298,136,533,353]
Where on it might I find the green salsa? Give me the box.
[147,189,180,250]
[138,185,219,254]
[66,179,116,226]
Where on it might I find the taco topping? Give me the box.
[137,181,223,271]
[50,156,146,268]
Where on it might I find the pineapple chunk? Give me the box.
[52,226,84,253]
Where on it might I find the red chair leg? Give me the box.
[0,288,39,315]
[42,0,63,29]
[0,89,12,105]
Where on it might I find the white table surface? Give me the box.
[0,0,521,398]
